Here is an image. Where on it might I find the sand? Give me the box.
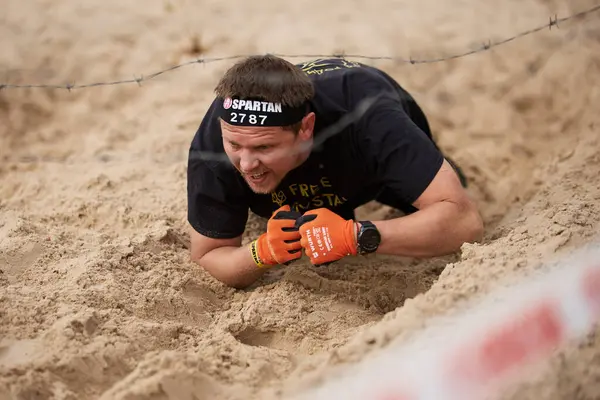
[1,0,600,398]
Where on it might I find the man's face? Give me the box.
[220,113,315,194]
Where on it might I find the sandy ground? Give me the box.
[1,0,600,399]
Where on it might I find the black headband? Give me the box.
[217,96,308,127]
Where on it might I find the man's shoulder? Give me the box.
[296,58,366,76]
[296,58,378,78]
[297,58,400,92]
[298,58,405,125]
[189,98,226,159]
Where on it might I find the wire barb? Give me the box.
[549,14,559,30]
[0,5,598,91]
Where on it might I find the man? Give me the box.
[187,55,483,289]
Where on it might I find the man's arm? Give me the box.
[367,159,483,257]
[297,159,483,266]
[189,229,267,289]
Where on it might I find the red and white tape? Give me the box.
[294,243,600,400]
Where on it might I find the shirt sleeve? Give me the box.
[357,96,444,206]
[187,148,249,240]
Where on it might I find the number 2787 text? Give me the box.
[230,113,267,125]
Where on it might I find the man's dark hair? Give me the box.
[214,54,314,107]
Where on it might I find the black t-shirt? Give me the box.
[187,58,444,239]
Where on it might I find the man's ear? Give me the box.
[298,112,316,141]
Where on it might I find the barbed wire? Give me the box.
[1,4,599,91]
[2,4,599,168]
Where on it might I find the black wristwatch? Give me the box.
[357,221,381,254]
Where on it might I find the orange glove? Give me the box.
[251,205,303,267]
[297,208,358,266]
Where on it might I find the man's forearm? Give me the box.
[371,200,483,258]
[193,243,268,289]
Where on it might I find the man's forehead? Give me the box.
[220,119,286,139]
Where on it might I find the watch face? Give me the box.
[360,228,381,252]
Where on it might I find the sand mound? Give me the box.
[2,0,600,399]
